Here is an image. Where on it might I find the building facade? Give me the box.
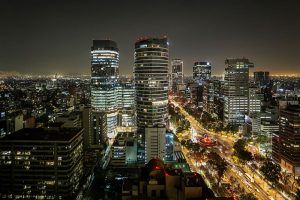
[272,104,300,176]
[0,128,83,199]
[134,37,169,162]
[90,40,119,146]
[171,59,183,91]
[254,71,270,87]
[223,58,254,125]
[134,37,169,127]
[248,85,263,115]
[117,81,136,127]
[193,62,211,83]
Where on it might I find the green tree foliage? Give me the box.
[296,189,300,200]
[207,152,228,186]
[240,193,258,200]
[233,139,253,163]
[256,134,269,144]
[260,159,281,185]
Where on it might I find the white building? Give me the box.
[145,126,166,163]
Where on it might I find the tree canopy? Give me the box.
[240,193,258,200]
[260,159,281,185]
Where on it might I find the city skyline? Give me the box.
[1,1,300,199]
[1,0,300,76]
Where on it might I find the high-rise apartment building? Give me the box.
[134,37,169,162]
[223,58,254,125]
[273,104,300,176]
[171,59,183,91]
[193,62,212,83]
[90,40,119,146]
[0,128,83,199]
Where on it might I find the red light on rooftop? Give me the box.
[154,166,160,170]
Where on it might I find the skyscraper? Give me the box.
[272,104,300,176]
[193,61,212,83]
[90,40,119,147]
[223,58,254,125]
[171,59,183,91]
[134,37,169,127]
[191,62,211,108]
[134,37,169,162]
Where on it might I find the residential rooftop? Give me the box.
[0,127,82,142]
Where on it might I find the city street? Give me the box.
[170,99,289,200]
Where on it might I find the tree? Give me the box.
[260,159,281,185]
[233,139,253,163]
[296,189,300,200]
[207,152,228,187]
[233,139,247,151]
[280,171,291,186]
[256,134,269,144]
[240,193,258,200]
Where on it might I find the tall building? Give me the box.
[193,62,212,83]
[254,71,270,86]
[0,128,83,199]
[248,85,263,115]
[134,37,169,127]
[117,81,136,127]
[192,62,211,108]
[90,40,119,147]
[223,58,254,125]
[134,37,169,162]
[171,59,183,91]
[203,80,215,114]
[273,104,300,176]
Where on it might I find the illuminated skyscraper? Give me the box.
[191,62,211,108]
[171,59,183,91]
[134,37,169,162]
[90,40,119,147]
[223,58,254,125]
[193,61,212,83]
[134,37,169,127]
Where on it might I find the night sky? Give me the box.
[1,0,300,76]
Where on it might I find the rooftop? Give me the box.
[0,128,82,142]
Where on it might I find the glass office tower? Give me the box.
[134,37,169,127]
[223,58,254,125]
[171,59,184,90]
[91,40,119,145]
[193,61,212,83]
[134,37,169,162]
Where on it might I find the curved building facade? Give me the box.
[91,40,119,142]
[134,38,169,127]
